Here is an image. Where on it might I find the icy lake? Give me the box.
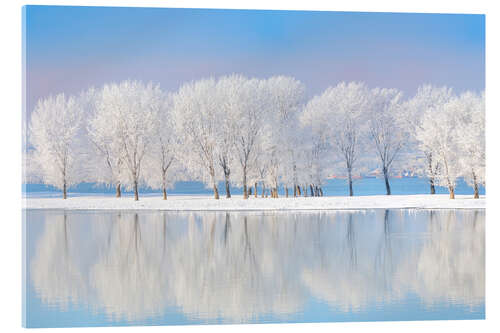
[23,209,485,327]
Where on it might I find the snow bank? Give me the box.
[24,194,485,211]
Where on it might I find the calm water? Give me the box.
[23,209,485,327]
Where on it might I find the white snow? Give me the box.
[23,194,485,211]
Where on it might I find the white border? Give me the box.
[1,1,498,332]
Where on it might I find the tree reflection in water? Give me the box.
[28,209,485,324]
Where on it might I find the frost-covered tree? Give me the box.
[416,92,485,200]
[142,93,179,200]
[252,138,271,197]
[368,88,405,195]
[455,91,485,198]
[300,97,331,197]
[264,140,281,199]
[403,85,454,194]
[29,93,83,199]
[301,130,328,197]
[86,87,125,197]
[328,82,370,196]
[232,78,268,199]
[23,120,43,185]
[265,76,306,198]
[172,78,221,199]
[99,80,160,201]
[416,94,467,199]
[215,75,246,198]
[303,82,370,196]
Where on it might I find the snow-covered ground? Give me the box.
[24,194,485,211]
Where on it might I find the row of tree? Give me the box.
[26,75,485,200]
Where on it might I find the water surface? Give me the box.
[23,209,484,327]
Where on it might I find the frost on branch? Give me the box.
[29,94,83,199]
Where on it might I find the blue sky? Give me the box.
[24,6,484,115]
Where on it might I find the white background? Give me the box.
[1,0,498,332]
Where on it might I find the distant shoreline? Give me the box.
[23,194,486,211]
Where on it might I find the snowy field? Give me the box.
[24,194,485,211]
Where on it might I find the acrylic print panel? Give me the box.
[22,5,485,328]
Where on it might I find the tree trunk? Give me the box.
[449,186,455,199]
[116,183,121,198]
[348,169,354,196]
[254,182,258,198]
[63,182,67,199]
[297,185,301,196]
[213,183,220,200]
[224,173,231,198]
[261,181,266,198]
[310,184,314,197]
[427,153,436,195]
[248,187,252,196]
[304,185,308,197]
[133,180,139,201]
[473,172,479,199]
[429,177,436,195]
[242,168,248,199]
[383,168,391,195]
[285,186,289,198]
[319,187,323,197]
[209,167,219,200]
[243,184,248,199]
[293,184,297,197]
[162,171,167,200]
